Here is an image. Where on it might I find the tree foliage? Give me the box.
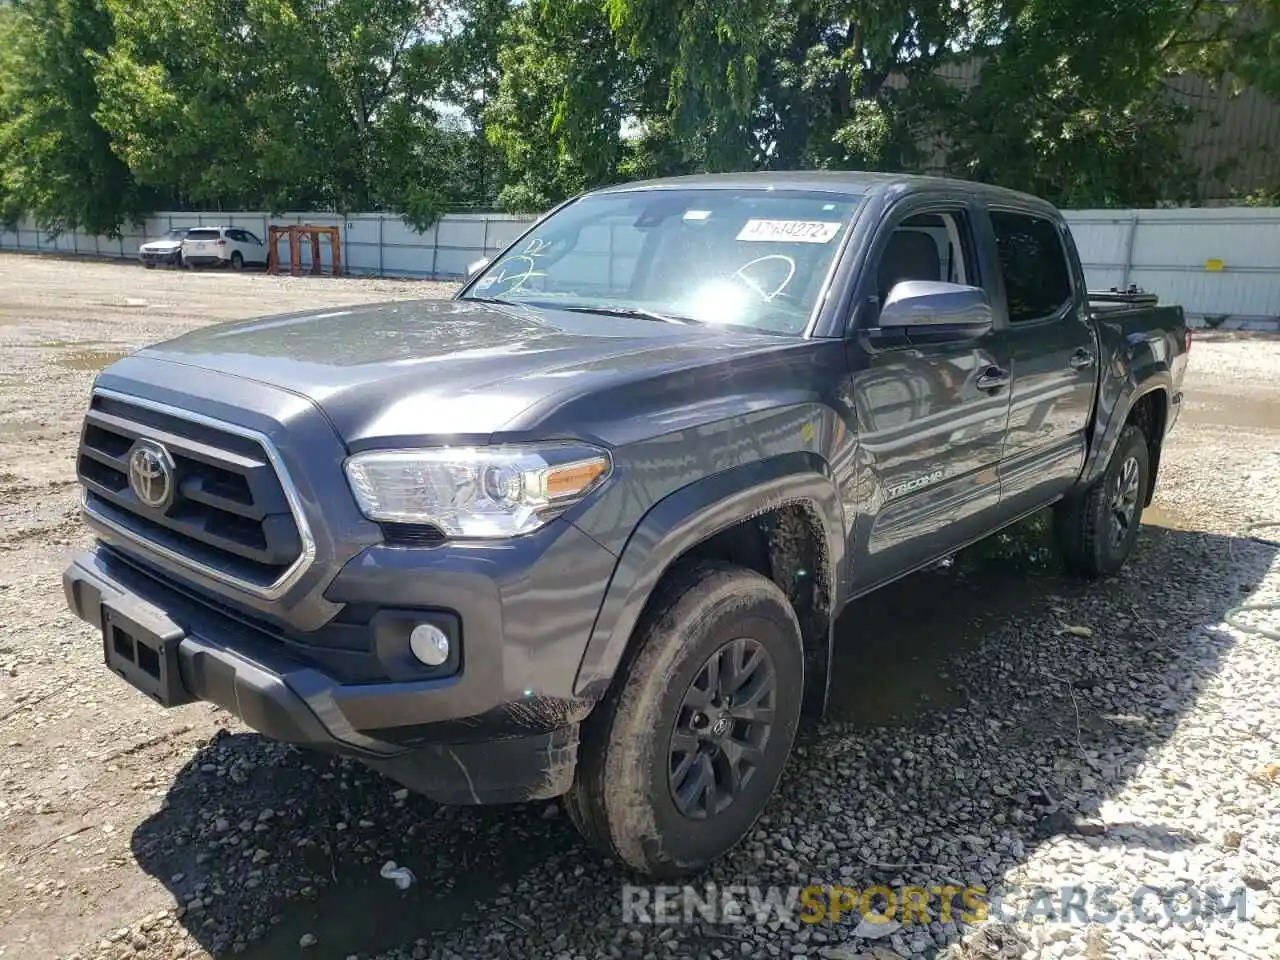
[485,0,634,211]
[94,0,466,225]
[483,0,1279,210]
[945,0,1203,208]
[0,0,149,235]
[0,0,1276,235]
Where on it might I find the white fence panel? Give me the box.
[1064,207,1280,327]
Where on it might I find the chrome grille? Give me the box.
[77,390,313,596]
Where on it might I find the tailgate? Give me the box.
[184,232,222,255]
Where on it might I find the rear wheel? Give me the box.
[230,251,244,270]
[1054,423,1150,578]
[565,561,804,877]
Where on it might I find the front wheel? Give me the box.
[565,561,804,877]
[1054,423,1151,578]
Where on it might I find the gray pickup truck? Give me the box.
[63,172,1188,877]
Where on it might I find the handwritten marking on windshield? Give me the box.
[732,254,797,302]
[479,236,551,292]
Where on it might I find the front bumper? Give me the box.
[63,545,592,804]
[140,249,180,265]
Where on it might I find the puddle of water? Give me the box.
[57,348,129,370]
[38,338,114,349]
[1141,503,1199,532]
[1191,330,1280,344]
[1183,390,1279,431]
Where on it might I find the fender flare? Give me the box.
[571,451,847,702]
[1079,376,1172,490]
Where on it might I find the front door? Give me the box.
[984,207,1099,515]
[846,200,1012,593]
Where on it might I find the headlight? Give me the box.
[344,443,612,538]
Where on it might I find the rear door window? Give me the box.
[989,211,1073,323]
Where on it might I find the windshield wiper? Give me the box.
[463,296,701,326]
[461,294,527,308]
[554,304,702,325]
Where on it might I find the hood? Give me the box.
[140,239,182,251]
[126,298,790,445]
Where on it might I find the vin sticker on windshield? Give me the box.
[736,219,843,243]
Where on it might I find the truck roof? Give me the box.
[589,170,1057,212]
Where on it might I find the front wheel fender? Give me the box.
[572,451,846,702]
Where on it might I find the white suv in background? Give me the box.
[181,226,268,270]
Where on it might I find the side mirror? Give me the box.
[466,256,491,278]
[878,281,993,337]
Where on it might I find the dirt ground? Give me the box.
[0,257,455,958]
[0,254,1278,960]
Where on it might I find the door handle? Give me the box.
[1069,349,1095,370]
[975,366,1010,391]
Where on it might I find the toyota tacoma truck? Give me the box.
[63,172,1188,877]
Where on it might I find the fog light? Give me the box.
[409,623,450,666]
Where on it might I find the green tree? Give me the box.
[437,0,514,206]
[485,0,992,209]
[2,0,1275,229]
[604,0,984,173]
[94,0,468,226]
[0,0,148,235]
[485,0,635,211]
[944,0,1201,207]
[488,0,1279,209]
[1162,0,1280,99]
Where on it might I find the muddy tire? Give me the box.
[1054,424,1150,578]
[565,560,804,877]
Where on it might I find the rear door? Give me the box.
[240,229,266,264]
[983,206,1099,514]
[845,196,1013,591]
[226,229,254,263]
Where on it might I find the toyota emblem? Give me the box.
[127,440,175,510]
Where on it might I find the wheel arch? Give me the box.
[572,452,847,718]
[1081,377,1171,497]
[1123,388,1169,505]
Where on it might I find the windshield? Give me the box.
[187,228,220,239]
[462,187,865,335]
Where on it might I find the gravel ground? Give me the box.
[0,254,1277,960]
